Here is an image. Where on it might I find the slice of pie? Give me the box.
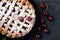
[0,0,36,38]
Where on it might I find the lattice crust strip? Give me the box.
[0,0,36,38]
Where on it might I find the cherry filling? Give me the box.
[17,23,20,26]
[2,3,6,7]
[2,24,5,28]
[22,26,28,30]
[17,11,20,15]
[12,20,14,23]
[18,17,24,22]
[5,10,7,13]
[15,3,18,6]
[8,28,10,31]
[9,14,12,16]
[23,3,25,5]
[9,24,13,27]
[12,8,15,12]
[7,6,10,9]
[26,17,32,21]
[19,31,22,35]
[25,22,29,25]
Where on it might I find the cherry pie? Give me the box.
[0,0,36,38]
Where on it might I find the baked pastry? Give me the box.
[0,0,36,38]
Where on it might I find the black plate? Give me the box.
[0,0,60,40]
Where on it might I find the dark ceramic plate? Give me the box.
[0,0,60,40]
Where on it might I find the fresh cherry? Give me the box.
[42,24,47,28]
[36,34,41,39]
[40,3,46,9]
[40,18,45,24]
[37,27,41,31]
[43,11,48,16]
[44,29,49,33]
[48,16,54,21]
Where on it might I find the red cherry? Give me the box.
[43,11,48,16]
[18,17,23,22]
[37,27,41,31]
[40,19,45,24]
[36,34,41,39]
[26,17,32,21]
[42,24,47,28]
[40,3,45,9]
[44,29,49,33]
[48,16,54,21]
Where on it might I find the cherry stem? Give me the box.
[45,3,48,11]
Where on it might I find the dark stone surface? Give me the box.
[33,0,60,40]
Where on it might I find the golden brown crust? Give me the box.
[21,0,28,3]
[25,1,30,6]
[1,28,8,35]
[2,0,7,2]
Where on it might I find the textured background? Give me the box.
[0,0,60,40]
[32,0,60,40]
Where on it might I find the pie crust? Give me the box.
[0,0,36,38]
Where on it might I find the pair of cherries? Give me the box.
[18,16,32,22]
[40,18,49,33]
